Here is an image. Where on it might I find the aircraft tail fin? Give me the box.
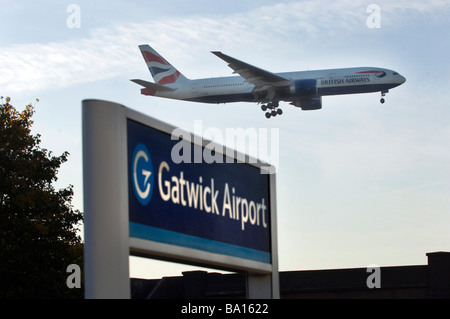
[138,44,189,85]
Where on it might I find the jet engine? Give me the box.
[291,96,322,110]
[290,79,318,97]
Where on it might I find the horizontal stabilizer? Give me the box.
[130,79,176,92]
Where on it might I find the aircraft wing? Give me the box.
[211,51,290,87]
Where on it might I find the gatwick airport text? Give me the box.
[158,161,268,231]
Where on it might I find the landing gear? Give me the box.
[261,101,283,119]
[380,90,388,104]
[264,108,283,118]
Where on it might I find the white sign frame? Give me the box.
[82,99,279,299]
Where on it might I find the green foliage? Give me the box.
[0,97,83,298]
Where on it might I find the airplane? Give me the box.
[131,44,406,119]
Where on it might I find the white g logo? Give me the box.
[131,143,154,205]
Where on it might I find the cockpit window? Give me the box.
[393,72,399,75]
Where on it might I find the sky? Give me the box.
[1,0,450,280]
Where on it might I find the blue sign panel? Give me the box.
[127,119,271,264]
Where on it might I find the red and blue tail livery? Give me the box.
[138,44,188,85]
[132,44,406,119]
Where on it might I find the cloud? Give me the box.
[1,0,448,94]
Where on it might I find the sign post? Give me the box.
[82,99,279,299]
[82,100,130,298]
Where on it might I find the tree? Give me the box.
[0,97,83,298]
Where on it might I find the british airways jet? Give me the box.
[132,44,406,119]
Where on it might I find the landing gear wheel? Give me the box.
[261,100,282,118]
[380,90,388,104]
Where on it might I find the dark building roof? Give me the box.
[131,251,450,299]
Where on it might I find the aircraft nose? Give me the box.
[400,75,406,84]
